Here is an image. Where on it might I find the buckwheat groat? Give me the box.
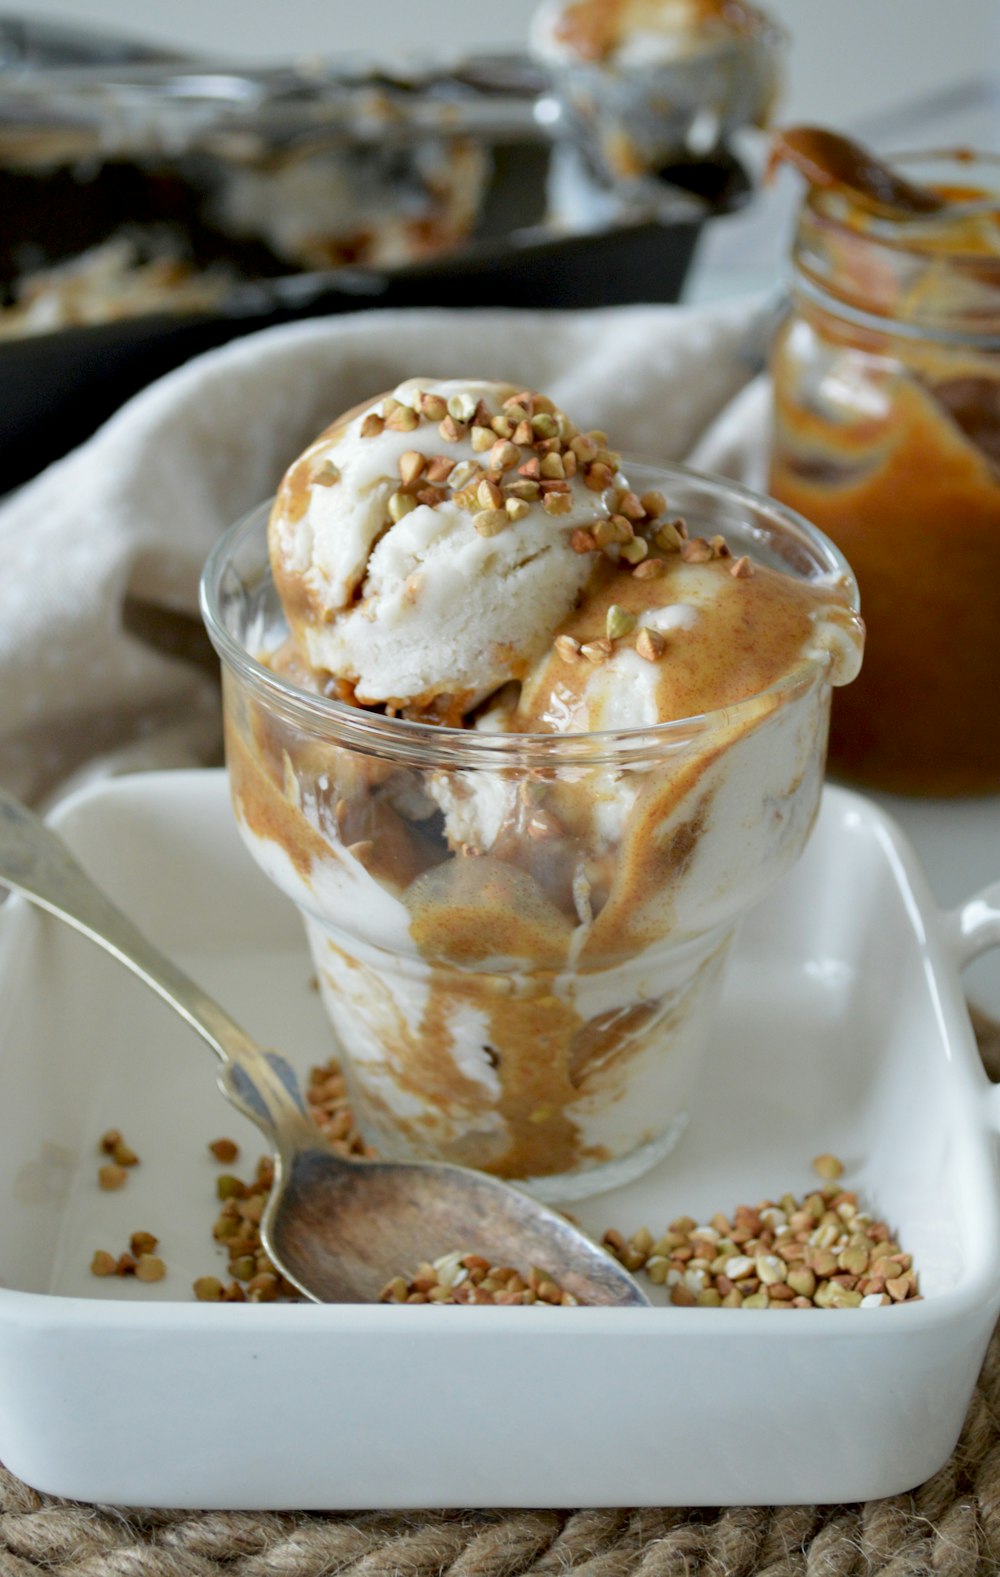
[221,378,863,1200]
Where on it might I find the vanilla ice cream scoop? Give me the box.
[430,526,863,860]
[268,378,627,720]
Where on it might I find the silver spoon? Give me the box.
[0,788,649,1307]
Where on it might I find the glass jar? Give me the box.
[202,463,860,1202]
[769,150,1000,795]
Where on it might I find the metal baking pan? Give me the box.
[0,30,751,492]
[0,13,192,70]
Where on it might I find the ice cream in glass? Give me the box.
[202,377,863,1200]
[530,0,781,180]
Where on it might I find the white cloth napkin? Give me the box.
[0,300,767,804]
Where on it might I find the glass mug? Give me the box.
[202,461,860,1201]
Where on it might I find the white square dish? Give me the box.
[0,769,998,1511]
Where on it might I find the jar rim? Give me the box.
[805,146,1000,256]
[790,146,1000,345]
[200,456,858,769]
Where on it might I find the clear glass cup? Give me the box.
[531,5,782,182]
[770,149,1000,795]
[201,461,859,1202]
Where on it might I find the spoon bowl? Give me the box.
[0,788,649,1307]
[266,1140,644,1304]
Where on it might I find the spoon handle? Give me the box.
[0,788,312,1142]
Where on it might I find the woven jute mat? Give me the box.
[3,1022,1000,1577]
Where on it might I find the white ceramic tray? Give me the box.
[0,769,998,1511]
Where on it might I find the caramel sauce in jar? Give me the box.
[769,145,1000,794]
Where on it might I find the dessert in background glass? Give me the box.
[202,379,862,1201]
[769,132,1000,795]
[211,138,488,275]
[530,0,782,180]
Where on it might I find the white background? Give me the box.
[17,0,1000,132]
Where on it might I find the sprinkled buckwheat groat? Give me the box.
[380,1254,579,1306]
[602,1157,920,1309]
[90,1230,165,1283]
[88,1083,918,1309]
[97,1127,140,1190]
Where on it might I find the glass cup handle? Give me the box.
[940,879,1000,1135]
